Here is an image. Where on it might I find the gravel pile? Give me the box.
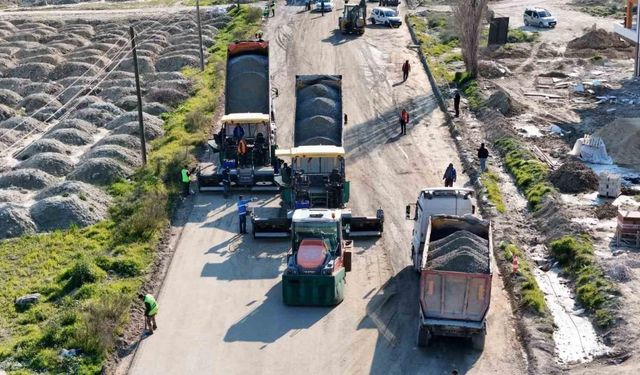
[0,168,57,190]
[295,76,342,147]
[35,180,111,207]
[15,138,71,160]
[68,157,132,185]
[0,203,36,239]
[70,107,117,127]
[155,54,199,72]
[106,111,163,130]
[20,93,62,113]
[143,102,169,116]
[17,152,74,177]
[0,116,46,132]
[7,62,55,81]
[83,144,141,168]
[145,87,188,107]
[226,54,269,114]
[50,118,97,133]
[427,230,490,274]
[0,89,23,106]
[111,121,164,140]
[0,103,18,121]
[30,195,107,232]
[49,61,99,80]
[94,133,141,150]
[44,128,93,146]
[549,159,599,194]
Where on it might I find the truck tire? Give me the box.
[417,323,431,347]
[471,330,486,351]
[344,251,352,272]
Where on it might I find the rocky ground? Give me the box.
[0,9,231,239]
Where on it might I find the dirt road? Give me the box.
[126,2,526,374]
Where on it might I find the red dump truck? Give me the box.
[406,189,492,350]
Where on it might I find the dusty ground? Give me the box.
[121,2,527,374]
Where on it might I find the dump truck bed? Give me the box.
[225,41,270,115]
[294,75,343,147]
[419,215,492,324]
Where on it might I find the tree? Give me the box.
[452,0,489,78]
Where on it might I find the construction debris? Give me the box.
[595,202,618,219]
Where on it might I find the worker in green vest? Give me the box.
[139,293,159,334]
[181,165,191,197]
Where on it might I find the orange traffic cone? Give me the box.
[512,255,519,274]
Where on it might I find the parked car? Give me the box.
[370,7,402,28]
[314,0,334,12]
[523,7,557,28]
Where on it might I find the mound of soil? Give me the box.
[0,128,19,147]
[7,62,55,81]
[17,152,74,177]
[149,79,193,94]
[145,87,188,107]
[533,195,580,240]
[549,160,599,193]
[15,138,71,160]
[44,128,93,146]
[143,102,169,116]
[111,121,164,140]
[68,157,132,186]
[0,168,57,190]
[30,195,107,232]
[155,55,200,72]
[49,61,99,80]
[21,53,64,66]
[70,107,116,127]
[14,45,59,59]
[51,118,97,133]
[83,144,141,168]
[0,58,17,71]
[567,28,630,50]
[74,95,105,110]
[98,86,136,102]
[89,101,124,116]
[0,88,21,106]
[35,180,111,207]
[21,81,63,96]
[20,93,62,113]
[0,203,36,239]
[94,134,141,150]
[0,103,18,122]
[595,202,618,219]
[114,96,139,111]
[593,118,640,166]
[485,89,525,117]
[0,116,46,132]
[0,77,30,93]
[118,56,156,74]
[105,111,163,130]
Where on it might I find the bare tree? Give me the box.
[452,0,489,78]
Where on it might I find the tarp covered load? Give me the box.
[569,134,613,165]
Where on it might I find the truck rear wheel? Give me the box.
[416,321,431,347]
[471,330,486,351]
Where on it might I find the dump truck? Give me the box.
[282,209,353,305]
[198,40,279,192]
[405,188,491,350]
[252,75,384,306]
[339,0,366,35]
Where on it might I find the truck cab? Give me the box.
[276,145,350,209]
[406,188,476,271]
[283,209,353,305]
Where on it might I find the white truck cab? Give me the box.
[405,188,476,271]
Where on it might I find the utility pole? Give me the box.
[130,26,147,165]
[196,0,205,71]
[635,5,640,77]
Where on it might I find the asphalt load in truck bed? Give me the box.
[226,54,269,114]
[427,230,490,274]
[294,75,342,147]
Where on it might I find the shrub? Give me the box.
[59,259,107,292]
[185,107,211,134]
[507,29,539,43]
[72,292,130,357]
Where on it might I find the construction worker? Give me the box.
[180,165,191,197]
[306,0,311,11]
[402,60,410,81]
[282,162,292,183]
[454,90,461,117]
[139,293,159,334]
[399,108,409,135]
[233,124,244,142]
[344,113,348,125]
[237,195,251,234]
[271,0,275,17]
[478,143,489,173]
[255,31,264,41]
[237,138,248,167]
[321,0,325,16]
[222,167,231,198]
[443,163,457,187]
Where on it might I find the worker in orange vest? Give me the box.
[399,108,409,135]
[238,138,248,167]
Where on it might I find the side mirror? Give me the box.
[405,204,411,220]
